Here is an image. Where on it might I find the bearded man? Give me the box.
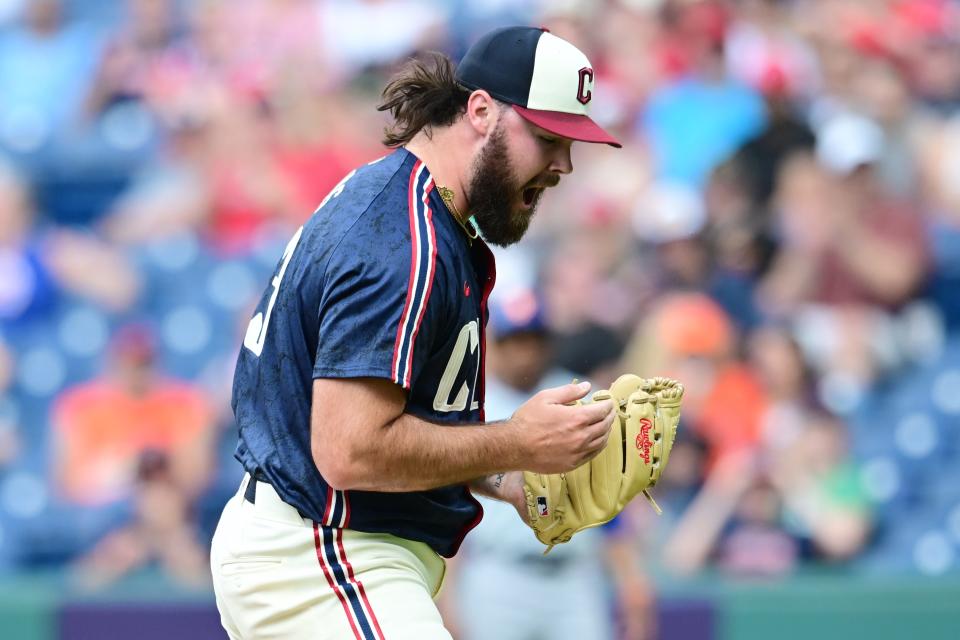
[210,26,621,640]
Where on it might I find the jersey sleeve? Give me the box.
[313,203,447,390]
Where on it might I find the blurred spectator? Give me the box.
[318,0,449,76]
[542,229,640,334]
[851,56,925,199]
[663,411,871,578]
[83,0,181,120]
[726,85,816,211]
[445,289,654,640]
[540,229,637,384]
[650,429,709,516]
[213,0,324,87]
[749,325,818,454]
[767,413,873,563]
[592,3,666,124]
[99,114,210,245]
[663,450,800,578]
[73,450,210,589]
[267,87,382,226]
[639,0,767,186]
[192,95,296,253]
[917,112,960,330]
[106,92,327,253]
[702,159,778,329]
[51,324,215,506]
[633,173,769,329]
[903,14,960,114]
[724,0,820,101]
[0,0,100,154]
[760,128,928,387]
[632,181,709,292]
[145,0,270,115]
[623,292,769,464]
[662,319,873,577]
[0,160,58,322]
[0,159,139,322]
[0,337,21,471]
[748,324,872,560]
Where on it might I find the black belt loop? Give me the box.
[241,472,309,521]
[244,471,260,504]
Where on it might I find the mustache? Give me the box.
[525,175,561,189]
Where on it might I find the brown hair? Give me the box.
[377,52,472,147]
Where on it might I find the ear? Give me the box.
[465,90,499,138]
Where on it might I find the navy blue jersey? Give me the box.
[232,149,496,557]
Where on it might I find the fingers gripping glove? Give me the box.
[522,375,684,550]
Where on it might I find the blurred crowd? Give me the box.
[1,0,959,617]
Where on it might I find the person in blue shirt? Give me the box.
[210,26,621,639]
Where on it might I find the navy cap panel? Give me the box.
[454,26,542,107]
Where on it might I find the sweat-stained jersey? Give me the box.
[231,148,496,558]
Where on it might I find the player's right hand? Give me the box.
[509,381,615,474]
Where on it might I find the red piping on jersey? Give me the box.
[403,180,438,387]
[322,486,334,525]
[391,161,421,385]
[391,161,437,390]
[391,160,422,387]
[476,242,496,423]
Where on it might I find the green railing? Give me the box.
[1,570,958,639]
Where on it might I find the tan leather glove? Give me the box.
[523,374,684,550]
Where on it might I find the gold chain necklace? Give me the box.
[437,186,479,243]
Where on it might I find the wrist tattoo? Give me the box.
[493,473,505,489]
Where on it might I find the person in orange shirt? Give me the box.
[623,292,769,463]
[51,323,215,506]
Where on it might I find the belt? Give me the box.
[241,471,309,526]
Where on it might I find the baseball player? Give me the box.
[210,26,623,639]
[446,290,654,640]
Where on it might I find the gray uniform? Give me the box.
[452,369,615,640]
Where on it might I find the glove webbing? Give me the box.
[613,395,663,516]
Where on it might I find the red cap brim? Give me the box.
[512,105,622,148]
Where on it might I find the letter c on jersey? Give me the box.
[433,320,481,412]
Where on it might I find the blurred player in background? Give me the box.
[443,288,654,640]
[210,26,621,639]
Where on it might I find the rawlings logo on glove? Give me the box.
[636,419,653,464]
[522,374,684,551]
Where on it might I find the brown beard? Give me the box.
[466,120,538,247]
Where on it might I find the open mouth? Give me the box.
[521,187,543,208]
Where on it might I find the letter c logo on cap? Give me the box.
[577,67,594,105]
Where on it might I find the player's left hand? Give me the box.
[521,374,684,550]
[500,471,532,526]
